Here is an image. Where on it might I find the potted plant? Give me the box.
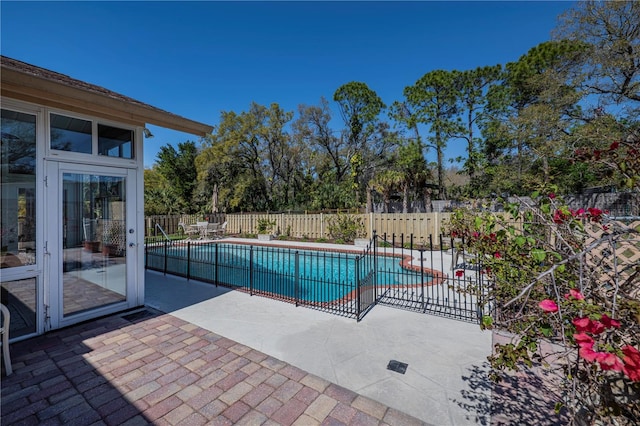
[84,240,100,252]
[82,218,101,252]
[256,218,276,241]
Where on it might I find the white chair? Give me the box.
[204,223,220,239]
[195,221,209,239]
[0,303,12,376]
[213,221,227,239]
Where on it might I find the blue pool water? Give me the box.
[147,243,432,303]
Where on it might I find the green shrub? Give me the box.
[326,213,365,243]
[256,218,276,234]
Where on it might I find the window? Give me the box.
[1,109,37,269]
[98,124,133,159]
[50,113,92,153]
[50,113,135,159]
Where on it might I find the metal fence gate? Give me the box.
[370,233,490,323]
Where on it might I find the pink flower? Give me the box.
[539,299,558,313]
[587,207,604,222]
[588,207,602,216]
[572,317,605,334]
[589,321,605,335]
[600,314,621,329]
[579,346,599,362]
[597,352,624,372]
[573,317,591,332]
[609,141,619,150]
[553,210,568,224]
[622,345,640,365]
[573,333,594,349]
[493,252,501,259]
[549,193,556,199]
[622,346,640,382]
[455,270,464,278]
[564,289,584,300]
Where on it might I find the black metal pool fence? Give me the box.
[144,233,490,322]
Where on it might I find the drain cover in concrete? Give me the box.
[387,360,408,374]
[121,309,157,323]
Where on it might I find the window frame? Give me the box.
[1,103,41,278]
[47,110,138,165]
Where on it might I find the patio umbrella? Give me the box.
[212,184,218,213]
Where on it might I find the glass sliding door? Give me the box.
[61,172,127,316]
[46,161,138,327]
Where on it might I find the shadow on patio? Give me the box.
[1,306,428,425]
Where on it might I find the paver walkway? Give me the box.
[1,308,430,426]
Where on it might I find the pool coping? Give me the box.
[173,237,447,288]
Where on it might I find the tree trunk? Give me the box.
[437,138,446,200]
[423,188,433,213]
[402,183,409,213]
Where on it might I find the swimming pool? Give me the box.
[145,241,433,304]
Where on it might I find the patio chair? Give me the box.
[213,221,228,239]
[1,303,12,376]
[185,221,208,239]
[204,223,220,239]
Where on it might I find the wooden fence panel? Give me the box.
[280,214,324,239]
[145,213,225,236]
[146,212,453,241]
[370,213,451,242]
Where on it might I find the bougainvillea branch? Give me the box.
[447,186,640,424]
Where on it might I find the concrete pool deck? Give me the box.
[145,237,494,425]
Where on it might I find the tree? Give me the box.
[396,139,431,213]
[478,41,587,196]
[261,103,297,208]
[451,65,502,187]
[369,169,403,213]
[196,109,268,212]
[293,98,347,184]
[553,0,640,191]
[554,0,640,107]
[195,102,302,212]
[333,81,386,150]
[403,70,460,200]
[333,82,388,203]
[143,167,186,215]
[155,141,199,211]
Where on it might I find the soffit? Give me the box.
[1,56,213,137]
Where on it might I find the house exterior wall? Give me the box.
[1,55,210,342]
[1,96,146,340]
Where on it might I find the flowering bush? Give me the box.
[448,187,640,424]
[326,213,366,243]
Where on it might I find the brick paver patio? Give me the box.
[1,308,429,425]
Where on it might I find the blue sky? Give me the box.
[2,1,574,168]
